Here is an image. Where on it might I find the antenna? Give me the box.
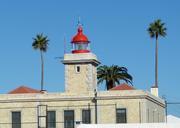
[54,35,66,60]
[54,57,64,59]
[63,35,66,54]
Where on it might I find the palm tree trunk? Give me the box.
[40,51,44,91]
[107,80,113,90]
[155,36,158,87]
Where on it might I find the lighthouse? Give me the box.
[62,25,100,93]
[71,25,90,54]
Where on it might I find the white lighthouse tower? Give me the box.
[62,25,100,93]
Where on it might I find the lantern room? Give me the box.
[71,26,90,54]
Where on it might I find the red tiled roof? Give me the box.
[110,83,135,91]
[8,86,41,94]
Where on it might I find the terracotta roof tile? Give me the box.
[8,86,41,94]
[110,83,135,91]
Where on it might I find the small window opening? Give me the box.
[76,66,81,73]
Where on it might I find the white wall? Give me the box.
[77,123,180,128]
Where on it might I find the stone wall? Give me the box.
[0,90,165,128]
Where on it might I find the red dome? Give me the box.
[71,26,89,43]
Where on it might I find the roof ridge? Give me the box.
[8,85,41,94]
[110,83,135,91]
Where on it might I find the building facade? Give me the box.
[0,25,165,128]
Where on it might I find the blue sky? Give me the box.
[0,0,179,116]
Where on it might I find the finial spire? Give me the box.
[77,16,83,27]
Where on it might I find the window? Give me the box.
[64,110,74,128]
[48,111,56,128]
[75,65,81,73]
[74,43,88,50]
[116,108,127,123]
[12,111,21,128]
[82,109,91,124]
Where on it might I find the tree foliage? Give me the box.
[147,19,167,39]
[32,33,49,52]
[97,65,133,90]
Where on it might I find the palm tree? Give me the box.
[32,33,49,91]
[97,65,133,90]
[147,19,167,87]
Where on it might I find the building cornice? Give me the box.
[0,92,165,108]
[62,59,100,66]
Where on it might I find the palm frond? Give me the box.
[32,33,49,52]
[147,19,167,39]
